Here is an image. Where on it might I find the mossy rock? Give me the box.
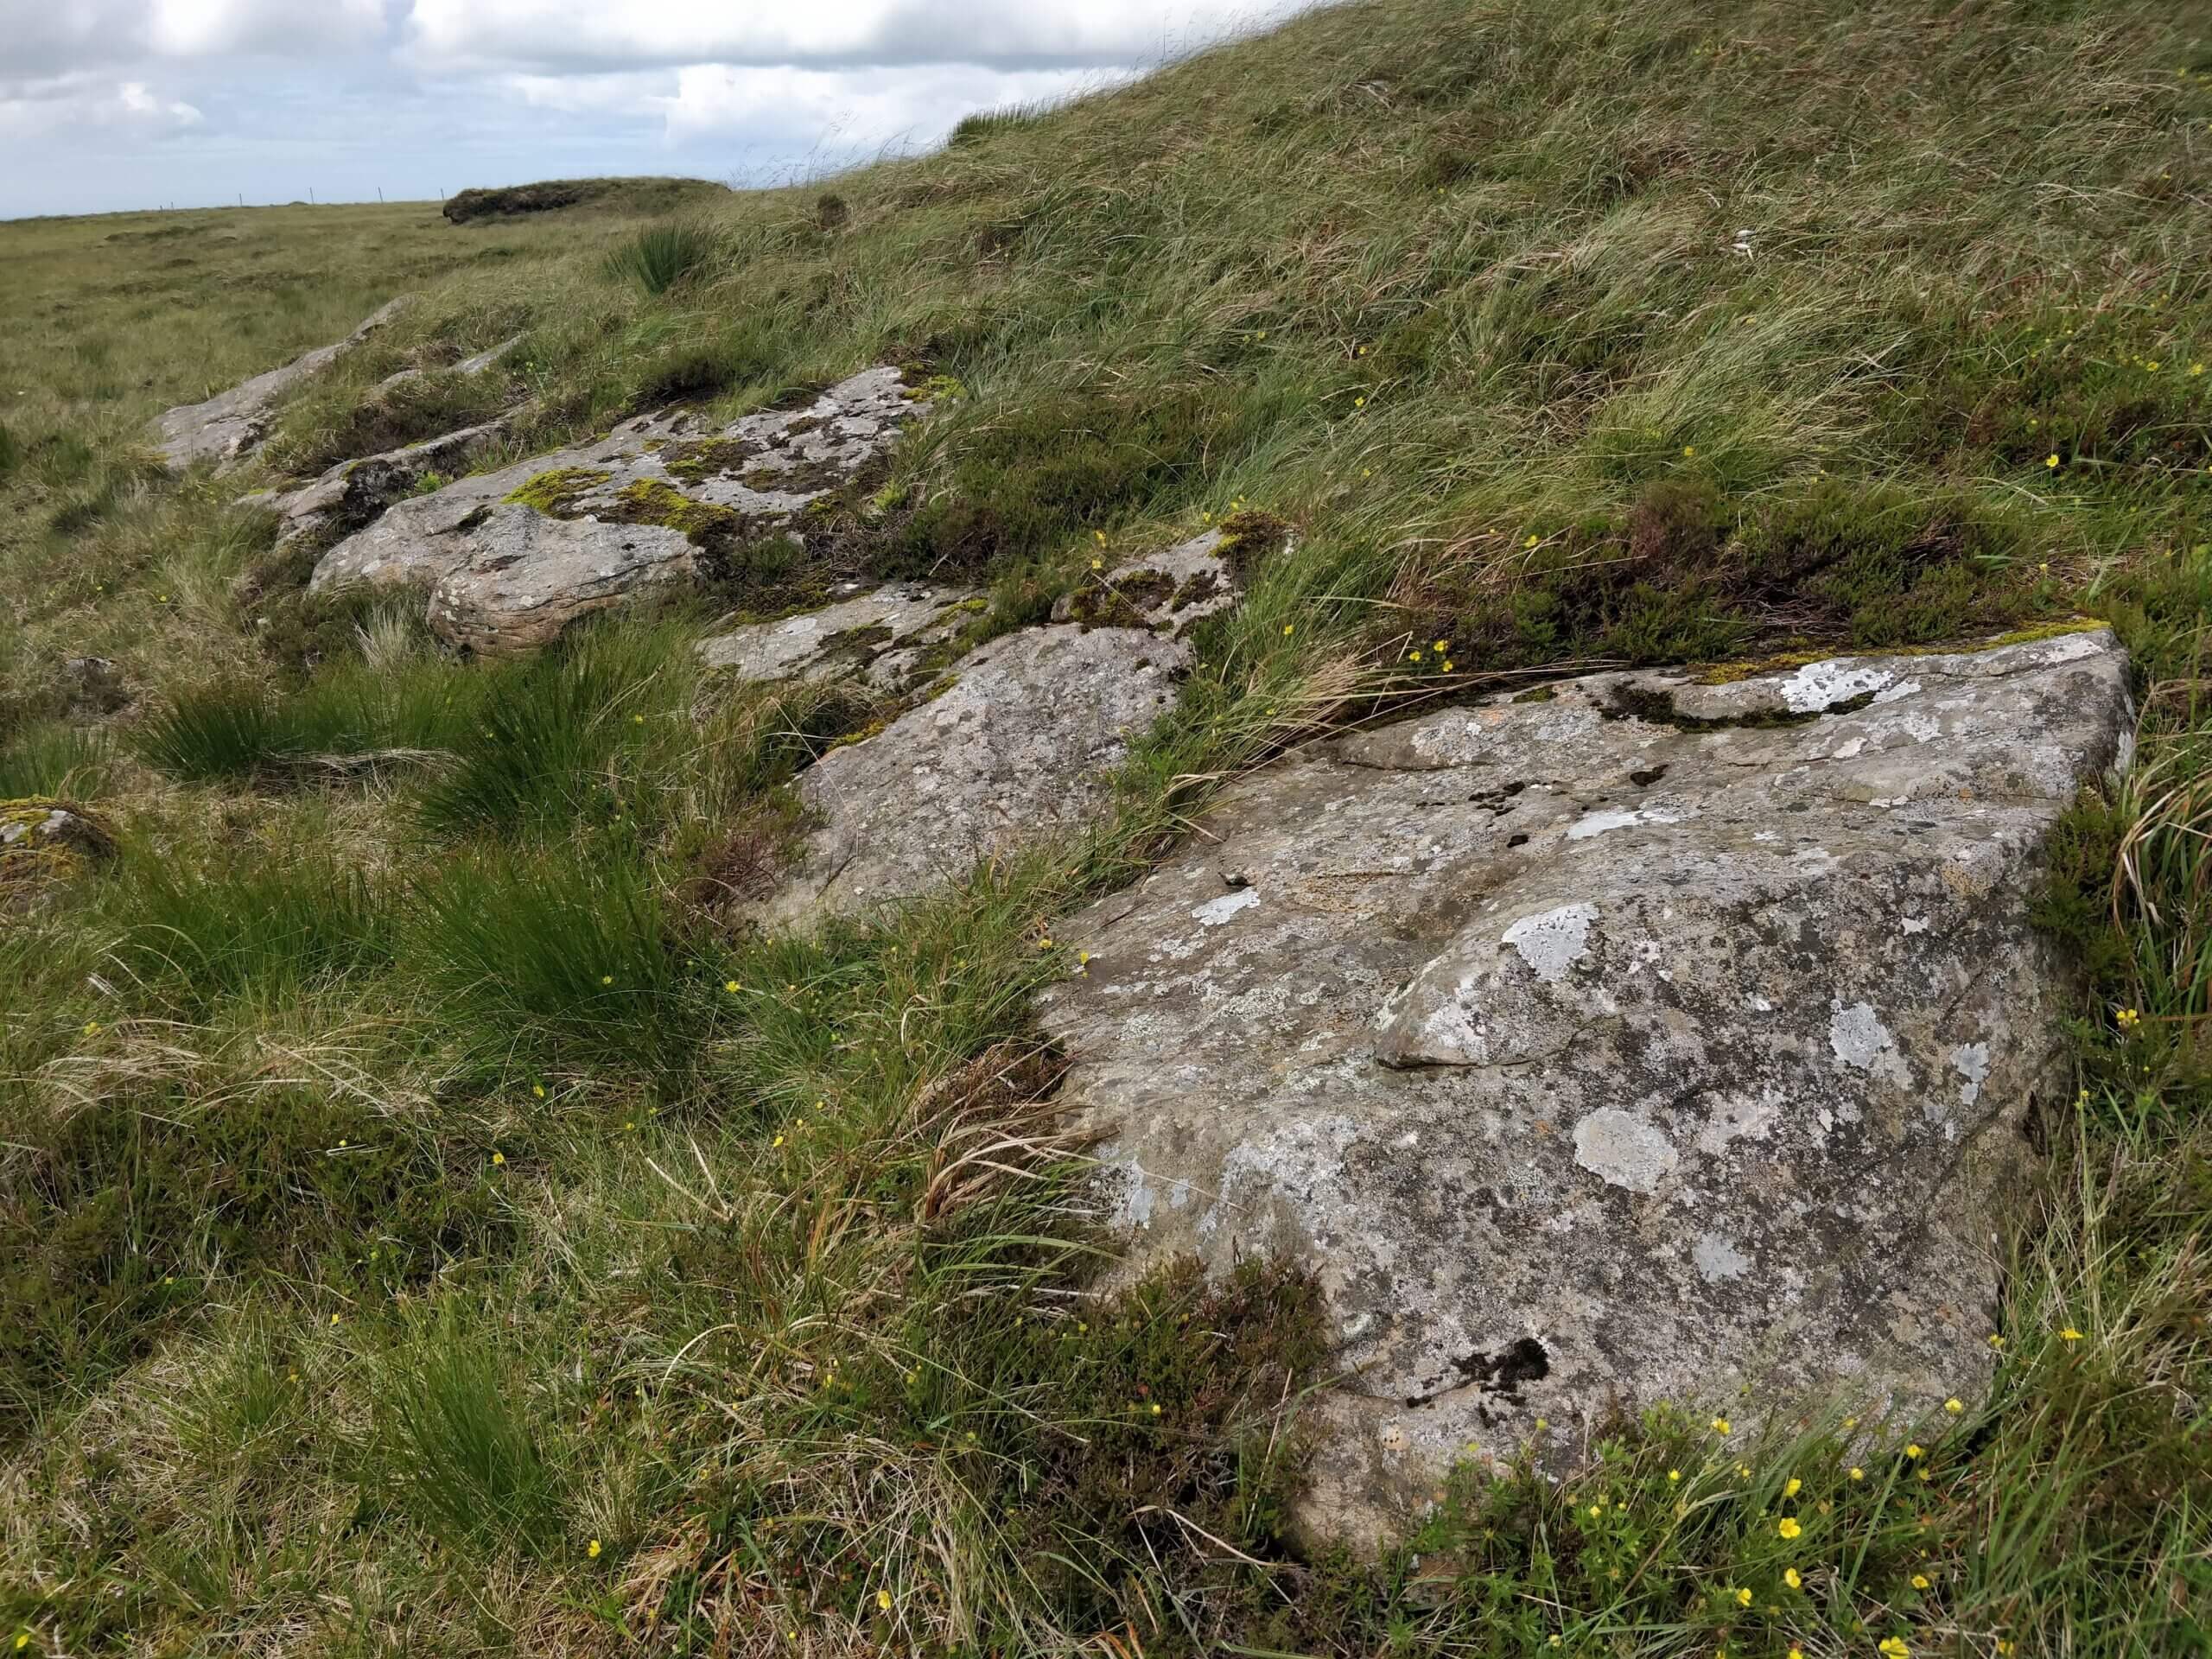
[0,798,118,886]
[503,467,611,514]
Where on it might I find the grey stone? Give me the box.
[153,296,410,472]
[698,582,982,692]
[246,415,514,553]
[1051,529,1242,633]
[1035,628,2133,1545]
[309,366,916,655]
[759,624,1192,927]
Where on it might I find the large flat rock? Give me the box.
[154,297,410,472]
[245,414,516,554]
[759,624,1192,927]
[1037,629,2133,1542]
[309,367,914,655]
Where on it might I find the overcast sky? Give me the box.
[0,1,1316,219]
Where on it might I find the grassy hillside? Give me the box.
[3,2,2210,1654]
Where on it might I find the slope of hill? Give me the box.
[3,2,2210,1654]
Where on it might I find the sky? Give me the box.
[0,1,1317,219]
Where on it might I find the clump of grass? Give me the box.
[404,844,701,1078]
[364,1306,566,1556]
[0,721,113,798]
[100,849,396,1007]
[133,661,481,785]
[603,219,721,296]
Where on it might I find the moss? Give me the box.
[661,438,755,484]
[606,478,741,545]
[503,467,609,514]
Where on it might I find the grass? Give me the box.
[603,220,723,296]
[3,0,2211,1653]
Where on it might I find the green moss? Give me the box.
[660,438,754,484]
[502,467,609,514]
[607,478,741,545]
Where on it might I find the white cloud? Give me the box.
[402,0,1312,73]
[144,0,389,57]
[661,60,1117,149]
[0,71,203,137]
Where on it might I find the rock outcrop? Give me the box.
[154,297,410,472]
[759,623,1194,927]
[1035,628,2133,1542]
[309,367,914,655]
[696,529,1243,928]
[248,414,515,554]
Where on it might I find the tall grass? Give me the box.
[369,1309,565,1556]
[602,219,720,296]
[0,721,112,798]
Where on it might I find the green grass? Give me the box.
[4,0,2212,1654]
[602,220,722,296]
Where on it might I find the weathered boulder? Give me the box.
[247,414,515,553]
[309,367,915,655]
[153,296,410,472]
[699,581,982,693]
[1036,628,2133,1543]
[758,624,1192,927]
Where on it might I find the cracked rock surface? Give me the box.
[154,296,410,472]
[1036,629,2133,1542]
[309,367,915,655]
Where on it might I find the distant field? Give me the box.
[3,3,2211,1656]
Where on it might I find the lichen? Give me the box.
[503,467,610,514]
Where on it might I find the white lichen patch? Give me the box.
[1192,887,1262,927]
[1779,660,1895,713]
[1573,1109,1679,1195]
[1828,1000,1910,1086]
[1566,805,1684,841]
[1948,1041,1990,1111]
[1502,903,1599,983]
[1693,1231,1751,1282]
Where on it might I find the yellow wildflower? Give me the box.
[877,1589,893,1611]
[1904,1443,1923,1459]
[1711,1416,1732,1435]
[1668,1468,1681,1482]
[1734,1587,1752,1607]
[588,1538,601,1559]
[1878,1641,1910,1659]
[2060,1326,2083,1342]
[492,1151,505,1166]
[1911,1573,1930,1590]
[1778,1516,1802,1539]
[726,980,741,993]
[2045,454,2060,468]
[1783,1477,1802,1497]
[1784,1567,1802,1590]
[1849,1466,1865,1481]
[1944,1397,1962,1414]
